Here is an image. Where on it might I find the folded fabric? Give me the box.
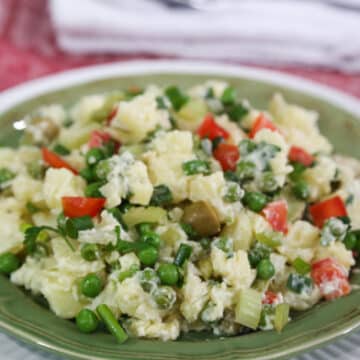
[49,0,360,72]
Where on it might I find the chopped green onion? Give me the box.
[291,180,310,200]
[223,182,243,203]
[139,268,160,292]
[239,139,257,155]
[344,231,358,250]
[227,103,249,122]
[236,161,256,182]
[52,144,70,156]
[0,167,15,187]
[65,216,94,239]
[85,181,105,198]
[96,304,128,344]
[293,257,311,275]
[150,184,173,206]
[287,273,313,294]
[153,286,176,310]
[118,264,139,282]
[26,202,40,214]
[182,159,211,175]
[164,86,189,111]
[156,96,168,109]
[180,222,198,238]
[259,172,278,194]
[274,303,290,332]
[220,86,237,105]
[27,162,45,180]
[79,167,96,182]
[86,148,105,166]
[174,244,192,267]
[289,162,306,182]
[235,289,262,330]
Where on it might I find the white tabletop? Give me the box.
[1,330,359,360]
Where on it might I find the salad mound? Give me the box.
[0,81,359,342]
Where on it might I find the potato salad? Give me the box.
[0,81,359,342]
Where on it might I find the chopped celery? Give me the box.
[274,303,290,332]
[293,257,311,275]
[177,98,208,130]
[122,206,167,227]
[256,231,283,248]
[119,144,145,158]
[235,289,262,329]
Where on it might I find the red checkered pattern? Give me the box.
[1,0,360,98]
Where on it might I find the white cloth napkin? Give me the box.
[49,0,360,72]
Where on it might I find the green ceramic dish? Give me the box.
[0,61,360,360]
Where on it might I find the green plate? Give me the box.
[0,61,360,360]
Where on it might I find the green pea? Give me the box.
[86,148,105,166]
[292,180,310,200]
[257,259,275,280]
[85,182,104,198]
[80,274,103,298]
[243,191,268,212]
[259,172,278,194]
[236,161,256,181]
[344,232,357,250]
[157,263,179,286]
[153,286,176,310]
[138,246,158,266]
[0,252,20,274]
[76,309,99,333]
[95,159,112,180]
[141,232,161,249]
[80,244,99,262]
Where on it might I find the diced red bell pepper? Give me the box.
[88,130,112,148]
[88,130,121,153]
[106,106,118,125]
[249,114,278,139]
[262,200,288,234]
[262,291,280,305]
[196,114,230,141]
[62,196,106,218]
[213,143,240,171]
[311,258,351,300]
[42,148,78,175]
[288,146,314,166]
[309,196,347,228]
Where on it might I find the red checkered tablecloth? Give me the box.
[1,0,360,97]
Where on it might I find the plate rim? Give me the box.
[0,59,360,360]
[0,60,359,116]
